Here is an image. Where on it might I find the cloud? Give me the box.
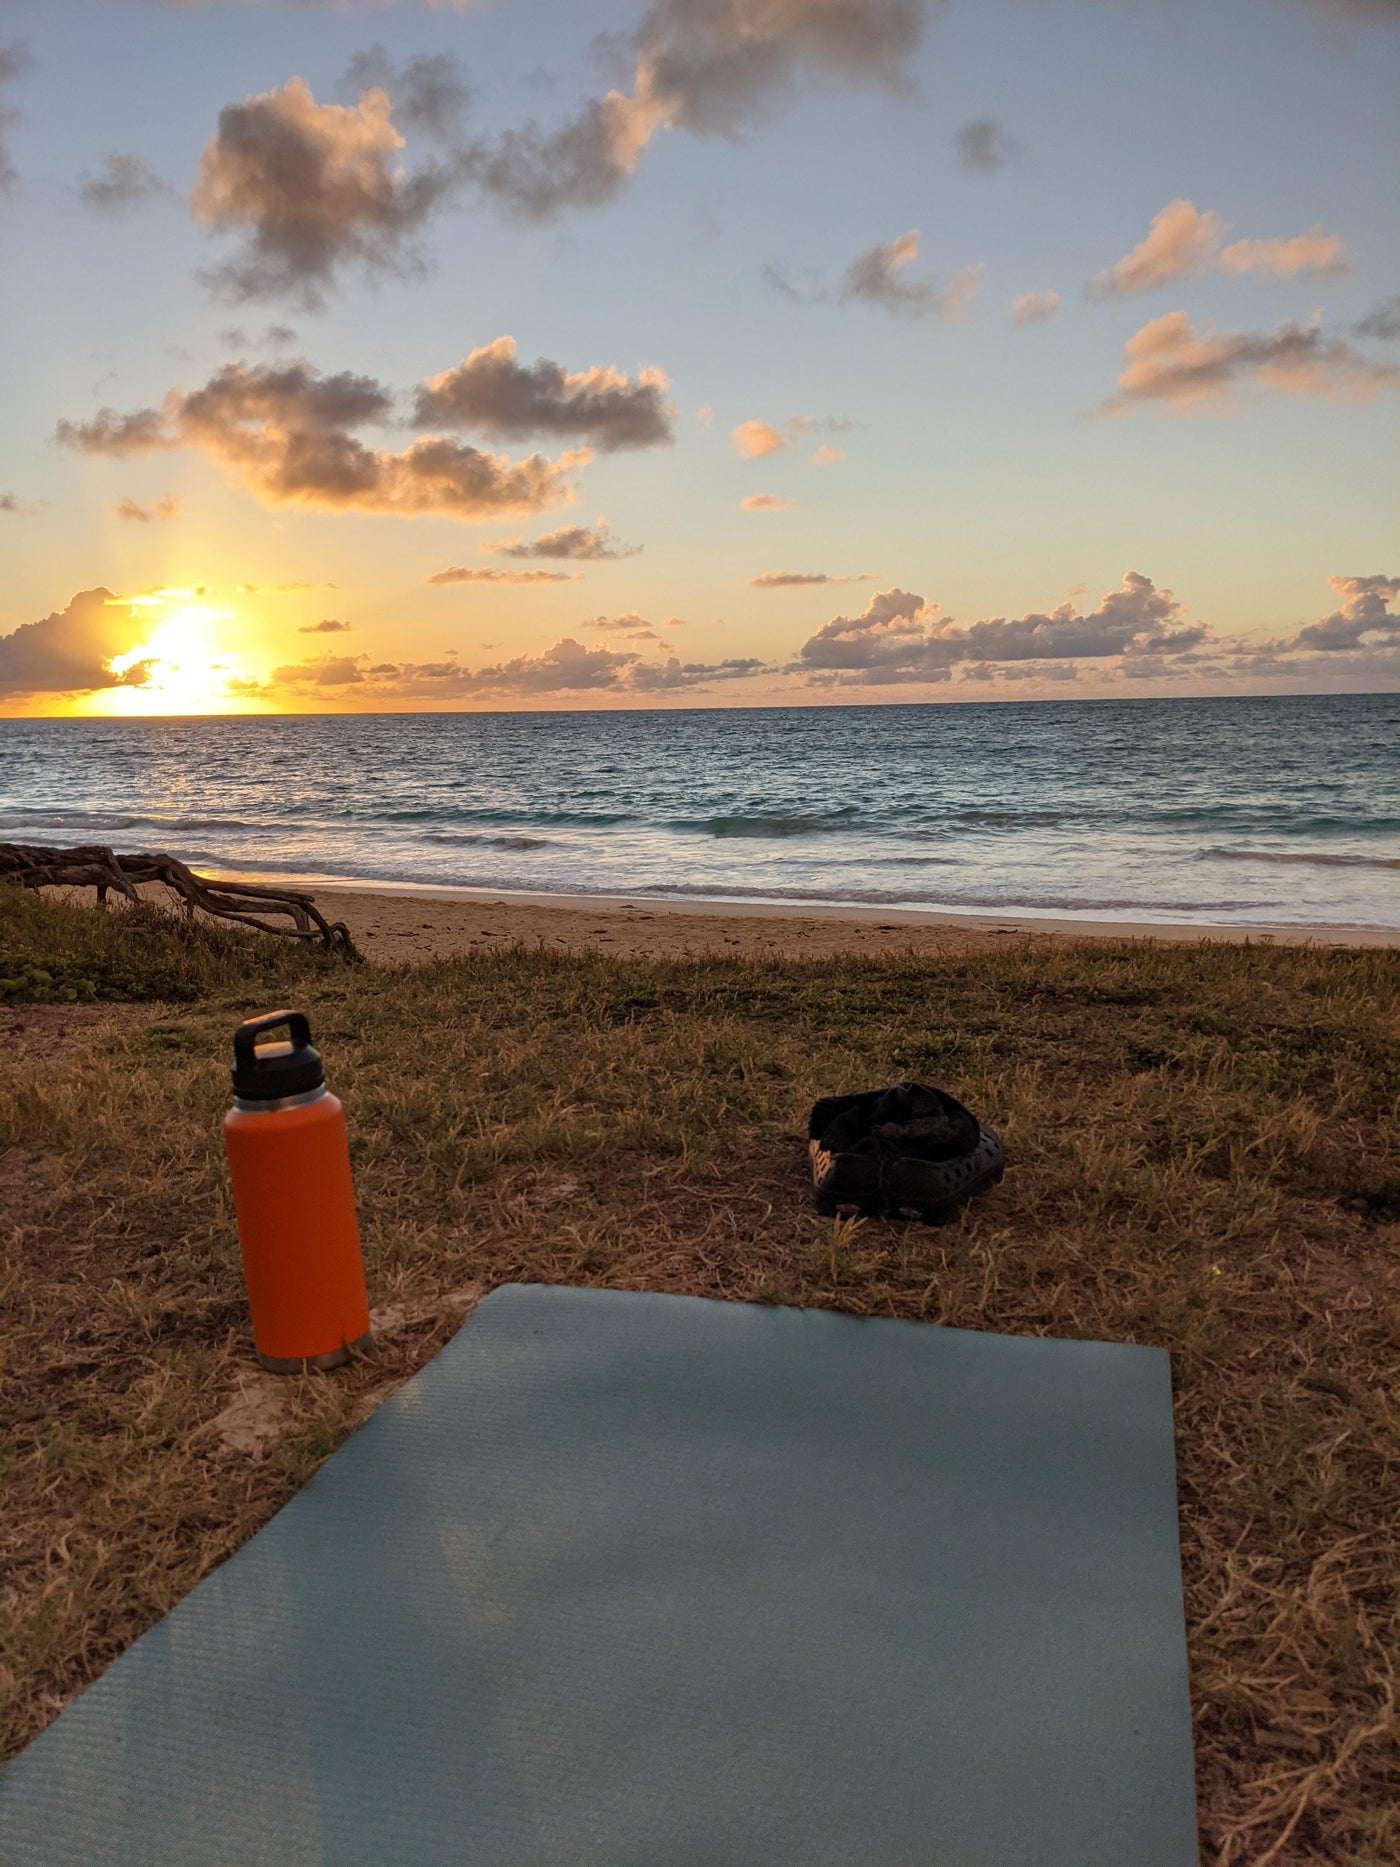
[270,653,364,687]
[485,521,640,560]
[955,117,1017,173]
[741,493,798,511]
[412,336,674,451]
[459,0,932,221]
[460,638,761,697]
[0,41,32,195]
[842,229,984,320]
[1087,199,1349,299]
[732,418,786,459]
[79,151,170,211]
[114,494,181,523]
[810,442,844,464]
[1095,311,1399,415]
[1288,574,1400,650]
[1009,290,1059,326]
[191,77,459,306]
[422,565,581,584]
[1356,294,1400,340]
[58,360,589,521]
[1,492,42,517]
[626,654,765,692]
[297,617,352,632]
[1218,231,1351,279]
[796,572,1208,684]
[732,415,850,459]
[762,260,826,305]
[1088,201,1227,298]
[750,570,872,588]
[580,611,671,633]
[341,47,470,143]
[55,406,178,456]
[0,587,156,699]
[264,632,760,702]
[218,322,299,350]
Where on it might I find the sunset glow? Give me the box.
[0,0,1395,716]
[81,597,256,717]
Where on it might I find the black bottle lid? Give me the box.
[231,1010,325,1101]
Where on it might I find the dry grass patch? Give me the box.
[2,891,1398,1862]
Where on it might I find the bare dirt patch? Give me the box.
[0,1001,154,1084]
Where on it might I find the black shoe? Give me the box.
[808,1081,1004,1225]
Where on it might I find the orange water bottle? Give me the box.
[223,1010,372,1373]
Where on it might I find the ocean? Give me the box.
[2,693,1397,929]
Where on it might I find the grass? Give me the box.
[2,886,1398,1862]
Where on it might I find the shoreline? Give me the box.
[223,876,1398,962]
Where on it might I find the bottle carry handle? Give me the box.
[233,1009,314,1073]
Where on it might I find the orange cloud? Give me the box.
[0,587,153,699]
[1218,229,1350,280]
[59,361,588,521]
[1009,291,1059,326]
[731,419,786,459]
[485,521,640,561]
[1088,199,1349,298]
[460,0,929,221]
[797,573,1205,684]
[740,493,798,512]
[423,566,581,584]
[750,571,872,588]
[262,637,762,700]
[191,77,457,305]
[732,415,849,460]
[114,494,181,523]
[1096,311,1398,415]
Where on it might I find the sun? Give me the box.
[79,592,266,716]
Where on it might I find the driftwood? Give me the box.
[0,843,362,962]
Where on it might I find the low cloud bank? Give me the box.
[795,571,1400,689]
[0,588,153,699]
[258,632,761,702]
[423,566,580,585]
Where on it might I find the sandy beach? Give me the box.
[302,881,1398,963]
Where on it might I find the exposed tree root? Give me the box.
[0,843,361,961]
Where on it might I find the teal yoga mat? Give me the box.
[0,1285,1198,1865]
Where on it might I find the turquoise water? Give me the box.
[2,694,1397,927]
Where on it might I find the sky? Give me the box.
[0,0,1397,716]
